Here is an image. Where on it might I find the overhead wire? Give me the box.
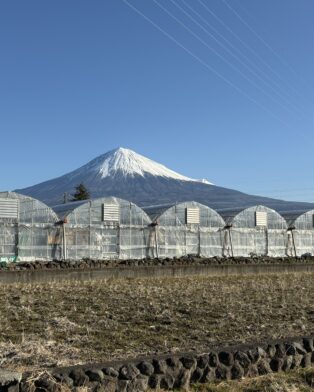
[178,0,303,115]
[152,0,299,118]
[221,0,304,81]
[197,0,306,101]
[122,0,291,127]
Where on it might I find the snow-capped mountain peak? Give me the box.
[93,147,213,184]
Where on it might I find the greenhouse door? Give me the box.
[101,226,119,259]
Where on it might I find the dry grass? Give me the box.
[191,367,314,392]
[0,272,313,371]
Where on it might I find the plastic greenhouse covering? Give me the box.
[143,202,225,258]
[282,209,314,256]
[2,191,314,262]
[219,205,288,257]
[0,192,61,262]
[53,197,152,260]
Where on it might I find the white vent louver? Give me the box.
[255,211,267,227]
[186,208,200,224]
[0,199,18,219]
[103,204,120,222]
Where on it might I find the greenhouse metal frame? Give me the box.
[53,197,152,260]
[220,205,288,257]
[143,201,226,258]
[282,209,314,256]
[0,192,61,262]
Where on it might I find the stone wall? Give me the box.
[0,262,314,285]
[1,337,313,392]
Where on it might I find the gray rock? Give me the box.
[180,356,197,369]
[208,352,218,367]
[197,354,209,369]
[148,374,160,389]
[173,368,191,390]
[86,369,104,382]
[301,353,312,368]
[218,351,234,367]
[291,353,303,369]
[247,349,259,363]
[282,355,293,371]
[119,364,139,381]
[270,358,284,372]
[159,373,175,389]
[234,351,251,368]
[53,374,74,387]
[69,368,89,386]
[191,367,203,383]
[34,378,60,392]
[166,357,182,370]
[0,369,22,386]
[102,367,119,378]
[231,363,244,380]
[257,347,267,358]
[303,338,314,353]
[266,345,277,358]
[137,361,155,377]
[257,359,272,375]
[127,375,148,392]
[275,343,286,358]
[152,359,168,374]
[200,366,216,383]
[293,342,308,355]
[215,364,231,380]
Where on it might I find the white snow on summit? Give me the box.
[96,148,213,184]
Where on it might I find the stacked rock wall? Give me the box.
[1,337,313,392]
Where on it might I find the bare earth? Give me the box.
[0,272,313,372]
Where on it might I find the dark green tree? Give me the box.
[71,183,90,201]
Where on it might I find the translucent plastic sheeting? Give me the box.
[0,192,61,262]
[285,209,314,256]
[56,197,152,260]
[144,202,226,258]
[221,206,288,257]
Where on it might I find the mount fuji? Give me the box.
[16,147,314,211]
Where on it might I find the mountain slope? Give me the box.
[15,147,314,212]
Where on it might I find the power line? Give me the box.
[152,0,298,117]
[222,0,303,81]
[122,0,290,126]
[197,0,306,102]
[178,0,304,115]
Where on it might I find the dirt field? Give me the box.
[0,272,313,372]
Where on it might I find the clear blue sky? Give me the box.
[1,0,314,201]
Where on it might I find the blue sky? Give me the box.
[1,0,313,201]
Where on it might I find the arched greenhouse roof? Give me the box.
[280,209,314,229]
[281,209,314,230]
[52,196,152,226]
[0,191,58,224]
[143,201,225,228]
[218,205,287,230]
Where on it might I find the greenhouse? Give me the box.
[53,197,152,260]
[282,209,314,256]
[143,201,225,258]
[0,191,61,262]
[219,205,288,257]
